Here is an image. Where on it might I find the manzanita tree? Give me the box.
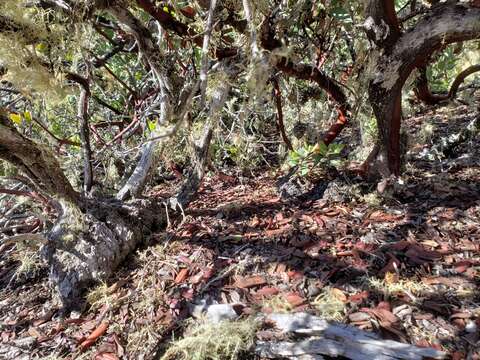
[363,0,480,176]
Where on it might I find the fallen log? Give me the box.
[256,313,446,360]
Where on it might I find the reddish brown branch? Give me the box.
[134,0,240,55]
[415,64,480,105]
[28,113,80,147]
[261,18,350,146]
[271,78,293,151]
[448,64,480,98]
[0,188,51,207]
[414,65,449,104]
[135,0,190,36]
[383,0,401,35]
[274,58,350,145]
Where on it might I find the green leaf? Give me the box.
[9,113,22,125]
[35,42,47,54]
[23,111,32,123]
[296,148,307,158]
[328,143,344,155]
[329,4,351,23]
[289,151,300,161]
[318,141,328,155]
[147,119,157,132]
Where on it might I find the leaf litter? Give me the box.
[0,104,480,359]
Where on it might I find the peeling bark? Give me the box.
[43,198,165,309]
[257,313,445,360]
[110,5,173,201]
[116,80,171,201]
[364,0,400,48]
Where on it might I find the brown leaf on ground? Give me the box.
[79,321,109,351]
[174,268,189,284]
[255,287,280,298]
[405,244,443,264]
[367,211,403,223]
[285,292,306,307]
[348,291,369,305]
[233,275,267,289]
[422,276,471,288]
[379,253,402,275]
[95,353,119,360]
[349,312,371,322]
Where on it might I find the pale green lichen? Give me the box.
[162,318,258,360]
[0,0,78,102]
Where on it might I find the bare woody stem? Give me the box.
[415,64,480,105]
[260,18,351,146]
[366,1,480,175]
[67,72,94,194]
[271,78,293,151]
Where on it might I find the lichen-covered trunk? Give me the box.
[42,198,165,309]
[0,111,202,309]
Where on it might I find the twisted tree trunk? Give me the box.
[365,2,480,176]
[0,108,211,309]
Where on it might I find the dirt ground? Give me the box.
[1,100,479,359]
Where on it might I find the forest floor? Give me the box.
[1,100,480,359]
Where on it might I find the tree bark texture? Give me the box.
[0,112,79,205]
[366,2,480,175]
[43,198,165,309]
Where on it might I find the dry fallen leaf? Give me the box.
[255,287,279,298]
[174,268,189,284]
[285,292,306,307]
[94,353,119,360]
[79,321,109,351]
[233,275,267,289]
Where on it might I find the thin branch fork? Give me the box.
[0,113,80,204]
[134,0,239,55]
[274,59,350,146]
[365,1,480,176]
[8,110,80,147]
[364,0,401,47]
[135,0,192,38]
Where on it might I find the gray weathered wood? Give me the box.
[256,313,446,360]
